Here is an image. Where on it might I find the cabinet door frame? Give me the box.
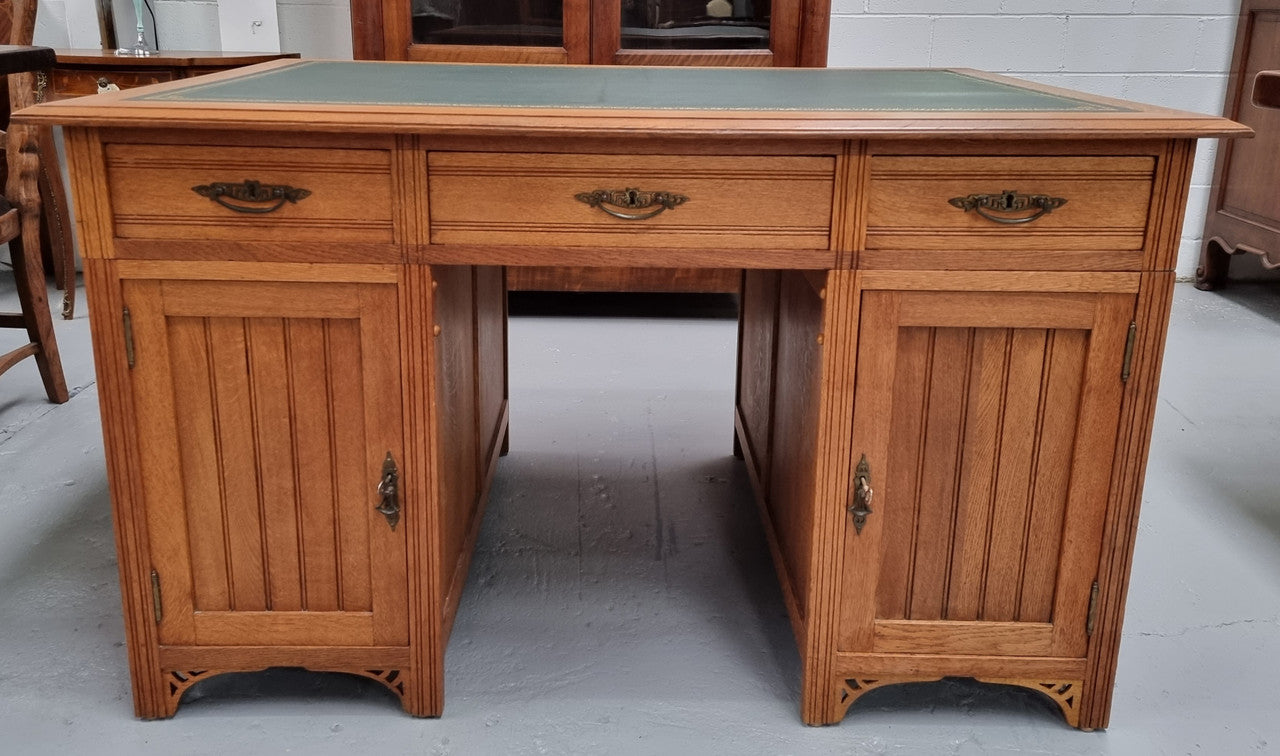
[356,0,592,64]
[122,266,408,649]
[837,274,1139,662]
[351,0,830,67]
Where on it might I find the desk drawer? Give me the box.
[104,144,395,243]
[427,153,835,250]
[866,156,1155,252]
[51,68,176,98]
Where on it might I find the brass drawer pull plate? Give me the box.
[376,452,400,531]
[849,454,873,535]
[948,189,1067,225]
[193,180,312,214]
[575,187,688,220]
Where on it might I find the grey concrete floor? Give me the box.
[0,276,1278,755]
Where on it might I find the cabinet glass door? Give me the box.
[412,0,565,47]
[598,0,800,65]
[369,0,589,63]
[620,0,771,51]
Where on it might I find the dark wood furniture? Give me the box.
[0,5,67,403]
[1255,69,1280,107]
[351,0,829,66]
[351,0,829,292]
[48,49,300,99]
[1197,1,1280,288]
[39,49,300,318]
[19,60,1244,729]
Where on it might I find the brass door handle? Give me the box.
[574,187,688,220]
[375,452,400,531]
[948,189,1067,225]
[849,454,873,535]
[193,180,312,214]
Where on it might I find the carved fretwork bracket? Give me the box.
[835,676,1084,728]
[356,669,408,700]
[159,667,410,717]
[162,669,223,717]
[984,678,1082,728]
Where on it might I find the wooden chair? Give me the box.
[0,0,75,320]
[0,0,67,403]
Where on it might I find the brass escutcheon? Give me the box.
[574,187,688,220]
[948,189,1067,225]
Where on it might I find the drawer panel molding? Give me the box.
[428,152,835,250]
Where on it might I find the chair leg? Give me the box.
[9,219,68,403]
[37,125,76,319]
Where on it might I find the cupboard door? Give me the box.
[125,278,408,648]
[838,289,1134,660]
[369,0,591,64]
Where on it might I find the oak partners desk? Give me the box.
[17,60,1246,729]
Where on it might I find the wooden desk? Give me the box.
[48,49,300,99]
[17,61,1245,730]
[36,50,299,318]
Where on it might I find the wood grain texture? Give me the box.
[427,152,835,250]
[866,156,1154,252]
[839,282,1135,669]
[431,265,479,630]
[83,260,168,717]
[402,264,444,717]
[737,270,781,491]
[1079,274,1175,731]
[104,143,396,243]
[766,272,825,623]
[120,275,407,651]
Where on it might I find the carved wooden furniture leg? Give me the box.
[1194,237,1233,290]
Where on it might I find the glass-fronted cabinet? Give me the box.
[353,0,828,67]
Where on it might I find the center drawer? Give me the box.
[426,153,836,250]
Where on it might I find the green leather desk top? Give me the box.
[134,61,1127,113]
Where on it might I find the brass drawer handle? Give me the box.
[193,180,312,214]
[948,189,1067,225]
[574,187,688,220]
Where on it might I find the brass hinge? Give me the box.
[150,569,162,624]
[1086,580,1099,637]
[123,307,136,369]
[1121,321,1137,382]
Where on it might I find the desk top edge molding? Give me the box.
[16,59,1248,140]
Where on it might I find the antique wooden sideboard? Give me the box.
[15,61,1244,730]
[1197,0,1280,288]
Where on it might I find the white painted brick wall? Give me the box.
[31,0,1244,276]
[829,1,1244,277]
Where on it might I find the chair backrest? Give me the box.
[0,0,38,129]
